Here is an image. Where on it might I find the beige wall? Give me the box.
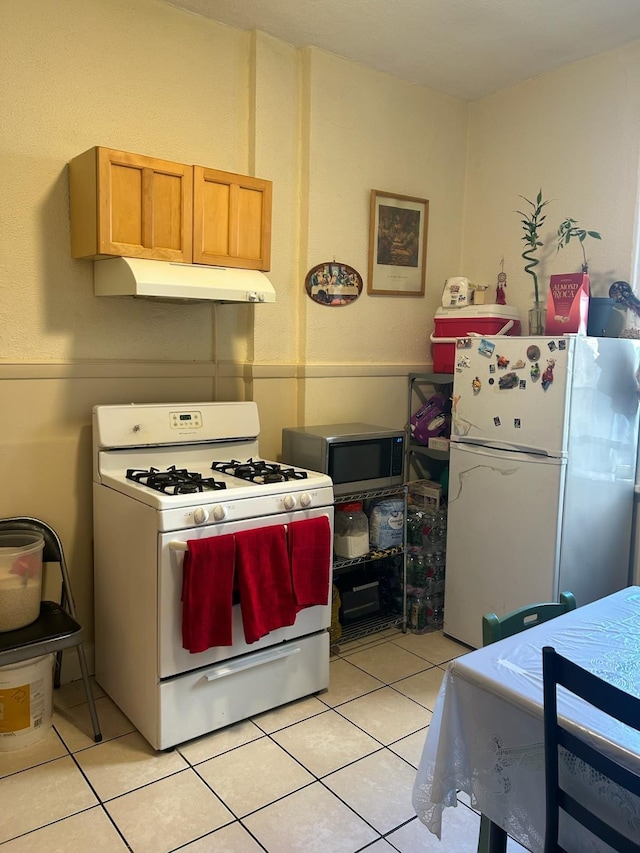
[462,42,640,322]
[0,0,467,669]
[5,0,640,673]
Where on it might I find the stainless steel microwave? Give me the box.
[282,423,405,496]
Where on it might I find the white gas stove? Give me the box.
[92,401,334,750]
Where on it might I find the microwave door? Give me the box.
[328,437,403,495]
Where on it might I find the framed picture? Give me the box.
[367,190,429,296]
[304,261,363,306]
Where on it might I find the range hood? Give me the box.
[93,257,276,304]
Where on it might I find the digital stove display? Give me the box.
[211,458,309,485]
[127,466,227,495]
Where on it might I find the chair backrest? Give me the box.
[482,592,576,646]
[542,645,640,853]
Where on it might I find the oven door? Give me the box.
[158,507,333,679]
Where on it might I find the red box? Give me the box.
[545,273,589,335]
[431,305,522,373]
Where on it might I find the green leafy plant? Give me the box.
[517,189,551,305]
[556,218,601,273]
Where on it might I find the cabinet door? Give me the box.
[70,147,193,262]
[193,166,272,270]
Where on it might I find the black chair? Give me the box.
[0,517,101,742]
[478,592,577,853]
[542,645,640,853]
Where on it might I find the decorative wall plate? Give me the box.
[305,262,363,306]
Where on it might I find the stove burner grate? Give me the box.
[211,458,308,485]
[127,466,227,495]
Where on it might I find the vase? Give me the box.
[586,297,615,337]
[528,302,546,335]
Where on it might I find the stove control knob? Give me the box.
[193,507,209,525]
[212,505,227,521]
[300,492,312,507]
[283,494,296,510]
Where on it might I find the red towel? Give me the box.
[181,535,236,653]
[287,516,332,610]
[235,526,297,644]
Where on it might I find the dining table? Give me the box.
[412,586,640,852]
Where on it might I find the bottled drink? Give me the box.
[407,510,424,550]
[431,593,445,629]
[409,590,429,633]
[407,553,427,588]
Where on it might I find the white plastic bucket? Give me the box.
[0,532,45,632]
[0,654,54,750]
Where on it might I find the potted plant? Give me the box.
[556,218,605,334]
[517,189,551,334]
[556,218,601,273]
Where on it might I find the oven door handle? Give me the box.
[203,644,301,681]
[169,527,292,553]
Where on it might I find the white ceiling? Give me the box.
[164,0,640,99]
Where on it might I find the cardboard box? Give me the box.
[545,273,589,335]
[428,437,450,452]
[408,479,442,510]
[432,305,522,373]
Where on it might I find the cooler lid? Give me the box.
[435,304,521,321]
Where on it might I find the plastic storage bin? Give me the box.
[0,654,54,750]
[0,532,44,632]
[334,502,370,559]
[431,305,522,373]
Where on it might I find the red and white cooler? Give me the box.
[431,304,521,373]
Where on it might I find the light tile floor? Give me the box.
[0,629,529,852]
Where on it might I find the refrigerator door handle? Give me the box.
[455,436,566,458]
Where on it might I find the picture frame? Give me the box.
[367,190,429,296]
[304,261,363,306]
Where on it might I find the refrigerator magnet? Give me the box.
[548,340,557,352]
[519,379,527,390]
[457,355,471,370]
[527,345,541,361]
[558,340,566,350]
[493,416,501,426]
[472,376,481,394]
[498,372,519,389]
[478,339,495,357]
[514,418,521,428]
[457,337,472,349]
[489,363,496,373]
[496,355,509,369]
[542,358,555,391]
[513,359,526,370]
[531,362,541,381]
[488,377,495,385]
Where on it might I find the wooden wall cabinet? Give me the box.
[69,147,272,271]
[69,147,193,263]
[193,167,272,270]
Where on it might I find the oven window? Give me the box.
[329,440,389,484]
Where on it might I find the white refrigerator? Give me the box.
[443,334,640,649]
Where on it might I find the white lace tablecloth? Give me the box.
[412,586,640,852]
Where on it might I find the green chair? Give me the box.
[482,591,577,646]
[477,591,577,853]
